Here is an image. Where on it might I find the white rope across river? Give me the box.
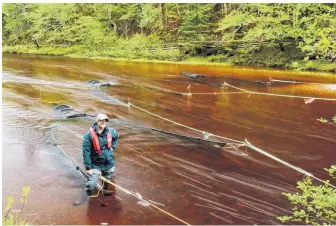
[178,79,336,102]
[270,78,332,85]
[127,101,336,189]
[221,82,336,102]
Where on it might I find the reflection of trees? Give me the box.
[3,82,71,108]
[3,55,99,81]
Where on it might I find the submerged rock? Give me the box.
[55,104,72,112]
[181,72,207,78]
[86,80,100,85]
[67,113,87,118]
[72,200,81,206]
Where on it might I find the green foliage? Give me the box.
[2,4,35,45]
[217,3,336,60]
[325,165,336,179]
[3,186,31,225]
[178,4,213,41]
[317,115,336,126]
[2,3,336,70]
[28,4,80,45]
[139,4,163,33]
[318,118,329,123]
[299,5,336,59]
[278,168,336,225]
[116,4,142,36]
[291,59,336,72]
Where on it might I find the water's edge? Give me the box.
[3,52,336,82]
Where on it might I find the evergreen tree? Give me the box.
[178,4,213,42]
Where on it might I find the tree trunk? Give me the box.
[161,3,167,28]
[140,3,143,35]
[278,39,285,52]
[34,39,39,49]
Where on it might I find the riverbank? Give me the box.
[3,45,336,78]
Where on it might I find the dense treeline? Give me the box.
[2,3,336,71]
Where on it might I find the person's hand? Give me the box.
[86,169,93,175]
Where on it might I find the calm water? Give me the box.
[2,53,336,225]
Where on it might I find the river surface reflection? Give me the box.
[2,54,336,225]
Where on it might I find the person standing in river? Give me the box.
[82,113,119,196]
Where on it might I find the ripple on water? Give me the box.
[2,54,336,225]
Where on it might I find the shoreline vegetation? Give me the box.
[3,45,336,82]
[3,44,336,73]
[2,3,336,75]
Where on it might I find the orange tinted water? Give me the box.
[2,54,336,224]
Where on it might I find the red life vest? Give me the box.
[89,127,112,155]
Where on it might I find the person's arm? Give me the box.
[110,128,119,151]
[82,132,93,173]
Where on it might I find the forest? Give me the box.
[2,3,336,71]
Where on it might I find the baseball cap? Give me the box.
[96,113,109,122]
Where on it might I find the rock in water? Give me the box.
[86,80,100,85]
[72,200,81,206]
[181,72,207,78]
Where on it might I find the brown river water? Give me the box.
[2,53,336,225]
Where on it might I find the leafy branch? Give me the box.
[3,186,31,225]
[278,166,336,225]
[317,115,336,127]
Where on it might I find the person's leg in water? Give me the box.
[101,167,114,196]
[85,169,102,196]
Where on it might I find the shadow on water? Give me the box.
[2,54,336,225]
